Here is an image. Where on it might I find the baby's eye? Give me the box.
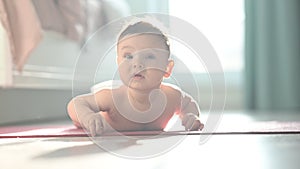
[146,55,156,59]
[124,53,133,59]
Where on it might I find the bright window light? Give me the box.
[169,0,245,73]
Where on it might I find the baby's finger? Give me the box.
[88,120,97,137]
[181,114,190,126]
[199,122,204,130]
[185,117,196,131]
[190,120,201,131]
[95,119,104,135]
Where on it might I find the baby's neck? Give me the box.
[128,88,152,105]
[126,87,166,113]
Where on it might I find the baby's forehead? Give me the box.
[118,34,169,51]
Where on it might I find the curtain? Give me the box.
[0,0,42,87]
[245,0,300,111]
[0,0,110,87]
[0,18,12,87]
[0,0,42,72]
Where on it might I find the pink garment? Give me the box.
[0,0,112,73]
[0,19,13,87]
[0,0,42,71]
[32,0,106,42]
[32,0,86,42]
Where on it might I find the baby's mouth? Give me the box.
[132,73,145,79]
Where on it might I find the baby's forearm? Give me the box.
[178,93,204,131]
[180,93,200,117]
[67,93,100,128]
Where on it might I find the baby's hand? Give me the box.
[81,113,105,137]
[182,113,204,131]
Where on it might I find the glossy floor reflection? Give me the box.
[1,134,300,169]
[1,111,300,169]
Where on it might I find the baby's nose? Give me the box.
[133,57,144,69]
[133,62,144,69]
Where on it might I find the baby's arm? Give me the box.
[67,93,106,136]
[179,92,204,131]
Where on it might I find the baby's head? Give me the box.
[117,20,170,54]
[116,19,174,90]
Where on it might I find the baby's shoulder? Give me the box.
[161,82,183,97]
[91,80,123,93]
[92,80,125,101]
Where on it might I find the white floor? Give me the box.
[1,134,300,169]
[1,111,300,169]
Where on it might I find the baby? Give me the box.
[67,19,204,136]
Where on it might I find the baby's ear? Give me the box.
[164,60,174,78]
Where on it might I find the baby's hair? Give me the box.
[117,17,170,52]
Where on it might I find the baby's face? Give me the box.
[117,34,171,91]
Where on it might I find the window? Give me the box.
[169,0,245,110]
[169,0,245,73]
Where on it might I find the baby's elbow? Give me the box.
[67,99,77,119]
[67,99,83,128]
[67,99,74,114]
